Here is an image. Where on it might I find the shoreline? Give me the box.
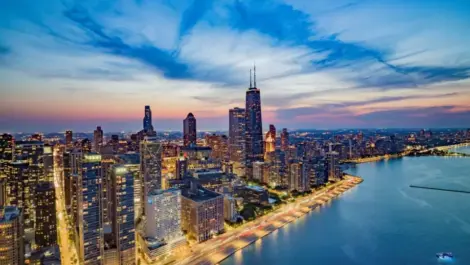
[345,142,470,164]
[177,175,363,265]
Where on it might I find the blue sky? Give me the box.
[1,0,470,132]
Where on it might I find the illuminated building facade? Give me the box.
[0,206,24,265]
[145,188,183,242]
[228,107,246,164]
[264,124,276,159]
[175,157,187,180]
[115,154,142,222]
[288,161,309,192]
[183,113,197,147]
[0,133,13,179]
[6,161,41,232]
[76,153,104,265]
[110,166,135,265]
[245,66,264,177]
[35,181,57,248]
[181,183,224,242]
[205,134,228,161]
[140,137,162,210]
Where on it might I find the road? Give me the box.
[173,176,361,265]
[53,156,79,265]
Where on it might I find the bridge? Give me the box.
[409,185,470,194]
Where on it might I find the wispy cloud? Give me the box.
[1,0,470,131]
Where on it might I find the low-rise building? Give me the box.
[233,185,269,205]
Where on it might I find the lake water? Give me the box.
[221,148,470,265]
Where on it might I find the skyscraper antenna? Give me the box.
[254,63,257,88]
[249,69,252,88]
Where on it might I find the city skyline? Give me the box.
[1,0,470,132]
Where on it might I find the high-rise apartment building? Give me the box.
[110,166,135,265]
[114,153,142,222]
[245,66,263,177]
[183,113,197,147]
[0,134,14,179]
[76,153,104,265]
[6,160,41,232]
[181,183,224,242]
[228,107,245,163]
[35,181,57,248]
[288,161,309,192]
[0,206,24,265]
[140,137,162,212]
[93,126,104,152]
[145,188,183,242]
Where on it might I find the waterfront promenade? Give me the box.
[172,175,363,265]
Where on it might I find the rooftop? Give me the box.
[182,186,222,202]
[0,206,21,223]
[148,188,181,197]
[116,153,140,164]
[246,185,266,193]
[181,146,212,152]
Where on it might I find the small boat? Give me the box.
[436,252,454,260]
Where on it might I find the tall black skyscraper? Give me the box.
[93,126,103,152]
[245,66,263,177]
[143,105,154,132]
[229,107,245,163]
[183,113,197,147]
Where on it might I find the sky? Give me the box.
[1,0,470,132]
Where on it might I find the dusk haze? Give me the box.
[1,0,470,132]
[1,1,469,265]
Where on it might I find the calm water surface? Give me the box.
[222,148,470,265]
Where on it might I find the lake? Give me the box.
[221,147,470,265]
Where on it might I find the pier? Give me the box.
[409,185,470,194]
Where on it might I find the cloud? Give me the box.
[1,0,470,131]
[62,4,192,80]
[275,92,468,128]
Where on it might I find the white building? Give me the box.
[145,188,183,242]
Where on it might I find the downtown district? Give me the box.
[1,69,470,265]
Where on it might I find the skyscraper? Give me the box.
[245,66,264,177]
[228,108,245,163]
[65,130,73,148]
[0,206,24,265]
[35,181,57,248]
[145,188,183,242]
[265,124,276,159]
[7,140,44,232]
[281,128,289,151]
[93,126,104,152]
[143,105,154,132]
[76,153,104,265]
[0,133,14,179]
[183,113,197,147]
[140,137,162,212]
[110,166,135,265]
